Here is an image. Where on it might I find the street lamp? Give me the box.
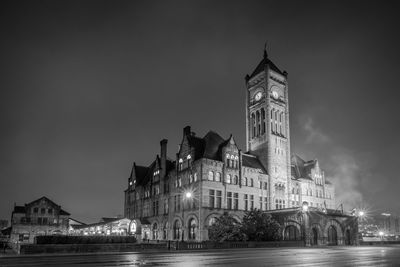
[302,201,309,212]
[379,231,384,242]
[358,211,365,217]
[182,190,193,241]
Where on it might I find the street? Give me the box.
[1,245,400,266]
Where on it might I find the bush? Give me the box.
[208,213,246,242]
[241,209,281,241]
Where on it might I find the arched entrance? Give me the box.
[327,225,338,245]
[173,220,181,240]
[284,225,300,241]
[345,229,351,245]
[311,228,318,245]
[188,218,196,240]
[152,223,158,240]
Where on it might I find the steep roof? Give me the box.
[291,154,313,180]
[248,50,285,79]
[242,154,267,174]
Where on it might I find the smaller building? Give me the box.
[10,196,70,244]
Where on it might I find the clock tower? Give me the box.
[245,47,291,210]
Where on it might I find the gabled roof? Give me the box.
[291,154,313,180]
[242,154,267,174]
[13,196,70,216]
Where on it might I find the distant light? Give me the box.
[382,213,391,217]
[379,231,384,236]
[359,211,365,217]
[302,201,309,212]
[185,192,192,199]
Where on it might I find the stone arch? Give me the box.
[282,221,302,241]
[324,219,344,245]
[344,225,353,245]
[310,223,323,246]
[172,217,183,240]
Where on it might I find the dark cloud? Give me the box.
[1,0,400,222]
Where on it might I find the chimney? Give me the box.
[183,126,191,136]
[160,139,168,177]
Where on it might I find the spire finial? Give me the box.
[263,41,268,59]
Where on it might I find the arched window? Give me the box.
[226,174,231,184]
[251,113,256,138]
[152,223,158,240]
[215,172,221,182]
[256,110,261,136]
[292,188,295,194]
[261,108,266,134]
[208,171,214,181]
[250,178,254,187]
[234,175,238,185]
[188,218,196,240]
[173,220,181,240]
[244,177,248,186]
[271,109,274,119]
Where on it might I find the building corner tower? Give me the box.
[245,46,291,209]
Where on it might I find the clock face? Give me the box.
[271,90,279,99]
[254,92,262,101]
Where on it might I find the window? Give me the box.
[226,174,231,184]
[234,175,238,185]
[215,172,221,182]
[47,208,53,214]
[173,220,181,240]
[259,181,262,189]
[227,192,232,209]
[33,207,38,213]
[275,199,279,209]
[209,217,217,226]
[244,194,248,211]
[38,217,43,224]
[153,201,159,216]
[264,182,268,190]
[209,190,215,208]
[208,171,214,181]
[250,195,254,209]
[216,190,222,208]
[41,208,45,214]
[250,178,254,187]
[259,196,263,210]
[264,197,268,211]
[188,219,196,240]
[174,195,181,212]
[178,158,183,171]
[193,173,197,182]
[164,199,169,214]
[244,177,248,186]
[233,193,239,210]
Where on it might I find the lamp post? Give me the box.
[181,191,192,241]
[301,201,309,246]
[379,231,384,243]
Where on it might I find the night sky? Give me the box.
[1,0,399,223]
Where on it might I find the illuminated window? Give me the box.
[208,171,214,181]
[226,174,231,184]
[215,172,221,182]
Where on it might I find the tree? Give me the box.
[208,213,246,242]
[241,209,281,241]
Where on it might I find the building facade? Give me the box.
[10,196,70,244]
[124,48,353,244]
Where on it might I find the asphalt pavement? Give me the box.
[1,245,400,266]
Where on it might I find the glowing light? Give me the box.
[359,211,365,217]
[302,201,309,212]
[379,231,384,237]
[185,192,192,199]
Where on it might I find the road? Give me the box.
[1,245,400,266]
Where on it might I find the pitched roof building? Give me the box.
[124,47,339,243]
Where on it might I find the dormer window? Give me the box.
[129,181,133,186]
[153,170,160,176]
[178,158,183,171]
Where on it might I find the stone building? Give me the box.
[124,48,357,245]
[10,196,70,244]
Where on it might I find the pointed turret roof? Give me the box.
[247,45,285,79]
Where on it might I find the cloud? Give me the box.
[302,117,330,144]
[300,115,364,211]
